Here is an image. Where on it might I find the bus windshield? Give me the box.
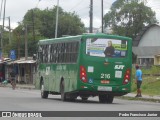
[86,38,128,58]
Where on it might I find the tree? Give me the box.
[58,12,85,37]
[11,6,85,57]
[104,0,158,38]
[1,30,10,57]
[23,6,85,38]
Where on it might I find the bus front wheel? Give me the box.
[40,81,49,99]
[99,95,114,103]
[60,80,67,101]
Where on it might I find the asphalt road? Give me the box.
[0,87,159,120]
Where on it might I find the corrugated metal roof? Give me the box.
[133,46,160,56]
[16,59,36,64]
[133,24,160,46]
[6,59,36,65]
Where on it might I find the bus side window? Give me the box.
[38,46,42,63]
[48,45,51,63]
[66,43,70,63]
[50,44,53,62]
[55,43,58,63]
[72,42,79,63]
[75,42,79,62]
[52,44,55,63]
[57,43,60,63]
[60,43,64,63]
[47,41,79,64]
[45,45,48,63]
[58,43,62,63]
[70,42,73,62]
[42,46,45,63]
[61,43,65,63]
[64,43,67,63]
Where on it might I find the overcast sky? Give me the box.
[1,0,160,29]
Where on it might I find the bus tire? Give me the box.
[69,97,76,101]
[106,95,114,103]
[81,97,88,101]
[60,80,67,101]
[40,81,49,99]
[99,95,114,103]
[99,95,107,103]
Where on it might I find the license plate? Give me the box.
[98,86,112,91]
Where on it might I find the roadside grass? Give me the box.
[131,66,160,96]
[119,95,160,103]
[119,67,160,102]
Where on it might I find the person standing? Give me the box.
[135,65,142,97]
[10,69,16,90]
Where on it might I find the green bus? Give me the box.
[35,33,132,103]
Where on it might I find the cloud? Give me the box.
[1,0,160,29]
[146,0,160,23]
[1,0,115,29]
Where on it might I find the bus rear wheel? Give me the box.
[41,81,49,99]
[81,97,88,101]
[60,81,67,101]
[99,94,114,103]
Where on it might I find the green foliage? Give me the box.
[2,31,11,57]
[104,0,158,38]
[22,7,85,38]
[150,66,160,75]
[131,66,160,95]
[4,6,85,58]
[58,12,85,37]
[140,76,160,95]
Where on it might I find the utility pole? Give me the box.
[8,16,11,44]
[32,9,35,41]
[55,0,59,38]
[89,0,93,33]
[16,32,21,60]
[0,0,4,60]
[0,0,6,51]
[24,25,28,60]
[101,0,104,33]
[2,0,6,31]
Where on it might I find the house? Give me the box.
[132,24,160,66]
[5,57,37,84]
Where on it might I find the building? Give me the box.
[5,57,36,84]
[133,24,160,66]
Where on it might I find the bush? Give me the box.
[132,65,160,76]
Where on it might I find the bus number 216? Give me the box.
[101,73,110,79]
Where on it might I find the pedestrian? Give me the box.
[135,64,142,97]
[10,69,16,90]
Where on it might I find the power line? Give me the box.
[36,0,41,8]
[68,0,85,12]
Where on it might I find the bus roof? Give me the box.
[38,35,82,45]
[38,33,132,45]
[82,33,131,40]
